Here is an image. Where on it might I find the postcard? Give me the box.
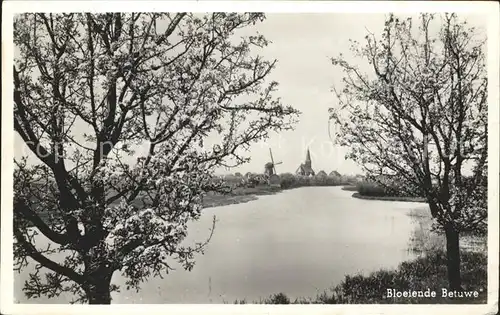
[1,1,498,315]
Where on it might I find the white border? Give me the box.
[1,1,499,315]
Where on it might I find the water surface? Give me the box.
[14,186,428,303]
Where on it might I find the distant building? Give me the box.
[329,170,341,177]
[296,149,315,176]
[264,162,275,176]
[316,170,328,177]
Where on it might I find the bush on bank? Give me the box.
[279,173,356,189]
[355,180,425,198]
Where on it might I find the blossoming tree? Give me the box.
[330,13,487,290]
[13,13,299,304]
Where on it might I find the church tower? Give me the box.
[296,148,315,176]
[305,148,312,169]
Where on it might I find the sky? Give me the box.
[13,12,488,176]
[218,13,386,175]
[208,13,487,175]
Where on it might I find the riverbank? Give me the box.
[351,192,426,203]
[341,185,358,192]
[202,186,282,208]
[203,185,427,209]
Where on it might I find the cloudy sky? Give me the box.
[13,12,487,176]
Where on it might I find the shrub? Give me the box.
[356,181,388,197]
[262,292,291,304]
[221,174,244,188]
[279,173,298,189]
[278,174,353,189]
[355,179,426,198]
[341,175,360,185]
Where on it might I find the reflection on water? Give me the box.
[15,186,429,304]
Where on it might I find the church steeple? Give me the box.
[295,148,315,176]
[305,148,312,168]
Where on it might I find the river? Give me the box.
[14,186,429,304]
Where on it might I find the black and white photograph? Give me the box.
[1,1,499,314]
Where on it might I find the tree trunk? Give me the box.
[444,223,462,291]
[86,274,113,304]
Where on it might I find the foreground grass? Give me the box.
[233,249,487,304]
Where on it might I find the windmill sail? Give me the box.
[269,148,276,174]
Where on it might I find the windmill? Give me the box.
[265,148,283,176]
